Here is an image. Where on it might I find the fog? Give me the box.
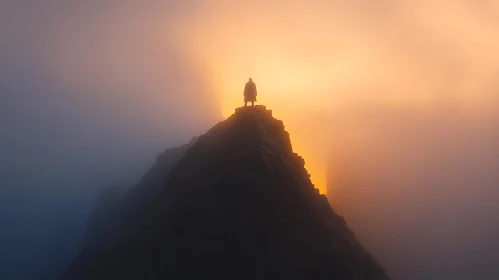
[1,1,219,279]
[328,104,499,279]
[1,0,499,279]
[175,0,499,193]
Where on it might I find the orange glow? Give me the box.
[166,0,499,196]
[215,69,332,194]
[223,102,329,195]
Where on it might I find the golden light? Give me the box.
[166,0,499,196]
[212,64,336,195]
[173,7,373,196]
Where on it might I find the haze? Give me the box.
[1,0,498,279]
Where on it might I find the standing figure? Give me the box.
[243,78,257,106]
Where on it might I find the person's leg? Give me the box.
[252,101,255,106]
[245,101,247,106]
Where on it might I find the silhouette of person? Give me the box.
[243,78,257,106]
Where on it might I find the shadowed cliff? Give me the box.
[64,105,389,280]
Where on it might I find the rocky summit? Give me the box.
[63,105,390,280]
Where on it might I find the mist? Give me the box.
[1,0,499,279]
[1,1,219,279]
[328,103,499,279]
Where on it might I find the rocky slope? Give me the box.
[84,138,196,247]
[64,105,389,280]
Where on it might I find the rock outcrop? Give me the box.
[64,105,389,280]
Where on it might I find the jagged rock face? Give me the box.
[64,106,389,280]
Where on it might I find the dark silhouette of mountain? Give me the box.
[63,105,389,280]
[85,138,197,247]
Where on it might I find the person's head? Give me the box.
[249,78,253,82]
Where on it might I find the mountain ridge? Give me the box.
[64,105,389,280]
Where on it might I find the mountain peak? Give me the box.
[64,106,389,280]
[234,104,273,115]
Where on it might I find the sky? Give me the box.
[1,0,499,279]
[178,0,499,193]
